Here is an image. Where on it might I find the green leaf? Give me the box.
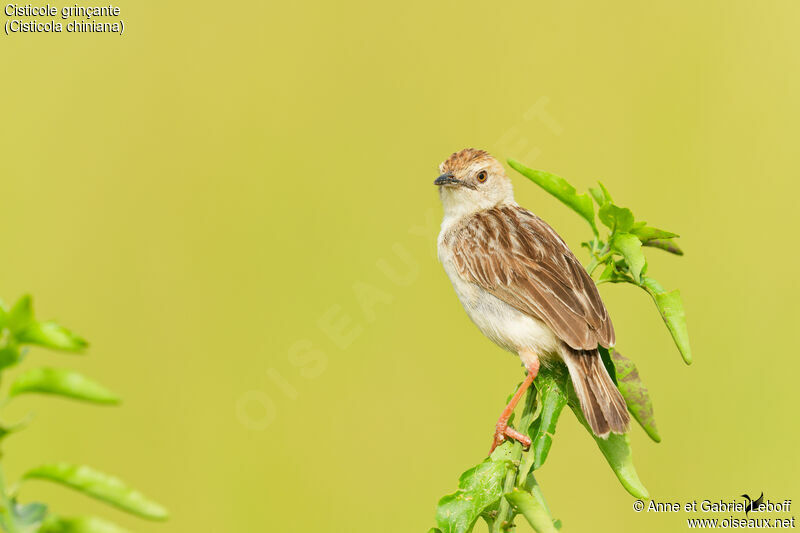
[9,368,120,405]
[591,431,649,499]
[641,278,692,365]
[508,159,597,234]
[505,489,559,533]
[597,347,617,385]
[8,295,34,334]
[567,387,649,499]
[631,226,679,242]
[0,345,22,371]
[598,204,635,233]
[597,261,632,284]
[589,182,614,206]
[631,225,683,255]
[598,182,613,203]
[0,300,8,328]
[643,239,684,256]
[427,529,444,533]
[40,515,130,533]
[611,350,660,443]
[610,233,646,283]
[23,463,169,520]
[18,321,87,352]
[528,372,568,470]
[0,501,48,533]
[0,415,34,441]
[588,188,604,206]
[3,295,87,352]
[435,451,514,533]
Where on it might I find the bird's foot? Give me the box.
[488,355,540,455]
[489,419,532,454]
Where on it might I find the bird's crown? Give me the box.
[439,148,496,174]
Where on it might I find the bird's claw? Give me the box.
[489,421,531,455]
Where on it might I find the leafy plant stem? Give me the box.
[0,295,169,531]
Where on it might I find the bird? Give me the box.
[434,148,629,453]
[741,493,764,516]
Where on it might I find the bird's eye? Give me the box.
[477,171,488,182]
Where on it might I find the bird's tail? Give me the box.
[560,343,629,438]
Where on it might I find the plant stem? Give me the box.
[586,258,599,276]
[586,240,612,277]
[491,386,538,532]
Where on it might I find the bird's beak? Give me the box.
[434,171,461,186]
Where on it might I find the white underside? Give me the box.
[438,230,561,366]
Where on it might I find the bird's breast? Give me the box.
[437,232,560,357]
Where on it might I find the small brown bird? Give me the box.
[434,148,629,453]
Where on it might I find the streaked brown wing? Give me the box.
[448,205,614,350]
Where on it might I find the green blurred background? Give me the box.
[2,1,798,531]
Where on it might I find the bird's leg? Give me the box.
[489,353,540,455]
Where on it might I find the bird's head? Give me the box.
[434,149,514,220]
